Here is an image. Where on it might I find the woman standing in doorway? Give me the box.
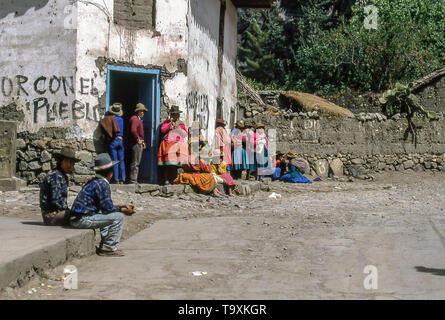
[157,105,188,185]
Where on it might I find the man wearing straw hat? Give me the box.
[103,102,126,184]
[39,147,81,226]
[70,153,136,256]
[129,103,148,183]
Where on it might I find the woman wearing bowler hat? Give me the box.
[157,105,188,185]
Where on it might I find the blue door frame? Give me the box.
[106,65,161,184]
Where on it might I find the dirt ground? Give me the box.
[2,171,445,299]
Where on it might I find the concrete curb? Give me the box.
[0,217,95,290]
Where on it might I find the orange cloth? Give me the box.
[173,157,215,193]
[157,139,188,166]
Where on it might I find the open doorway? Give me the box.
[106,66,160,184]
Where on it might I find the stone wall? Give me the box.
[236,91,445,178]
[15,129,96,185]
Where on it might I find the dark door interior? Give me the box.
[108,70,158,183]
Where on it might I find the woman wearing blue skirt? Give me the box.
[229,120,248,180]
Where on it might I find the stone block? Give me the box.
[74,165,92,175]
[16,138,26,149]
[329,158,343,176]
[161,185,185,195]
[314,159,329,178]
[136,184,160,194]
[0,120,17,178]
[41,150,51,163]
[111,184,136,193]
[403,160,414,169]
[27,161,41,171]
[0,177,26,191]
[42,162,51,172]
[77,151,93,165]
[26,150,38,161]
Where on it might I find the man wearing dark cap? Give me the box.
[70,153,136,256]
[39,147,81,226]
[129,103,148,183]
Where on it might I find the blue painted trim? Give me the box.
[107,65,161,75]
[106,65,161,113]
[106,70,111,111]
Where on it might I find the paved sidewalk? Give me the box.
[0,217,95,289]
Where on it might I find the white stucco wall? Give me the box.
[1,0,239,143]
[74,0,189,138]
[0,0,77,133]
[186,0,238,147]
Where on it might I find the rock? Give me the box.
[31,140,47,149]
[329,158,343,177]
[413,164,424,172]
[85,140,96,152]
[77,151,93,164]
[432,162,438,169]
[16,138,26,149]
[42,162,51,172]
[403,160,414,169]
[73,175,94,185]
[377,162,386,171]
[26,151,38,161]
[184,185,194,194]
[69,186,82,193]
[28,161,41,171]
[396,164,404,171]
[424,161,432,169]
[41,150,51,163]
[19,161,28,171]
[74,165,92,175]
[150,190,161,196]
[136,184,160,194]
[314,159,329,178]
[37,172,46,182]
[162,185,185,195]
[16,150,26,160]
[351,158,363,165]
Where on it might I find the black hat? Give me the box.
[54,147,81,162]
[88,153,119,171]
[169,105,182,114]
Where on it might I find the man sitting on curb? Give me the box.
[70,153,136,257]
[40,147,81,226]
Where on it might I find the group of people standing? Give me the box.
[99,102,148,184]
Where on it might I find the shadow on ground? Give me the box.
[414,266,445,276]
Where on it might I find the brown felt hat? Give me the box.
[286,151,297,159]
[135,103,148,113]
[169,105,182,114]
[256,123,265,129]
[54,147,81,162]
[236,120,245,129]
[216,118,226,126]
